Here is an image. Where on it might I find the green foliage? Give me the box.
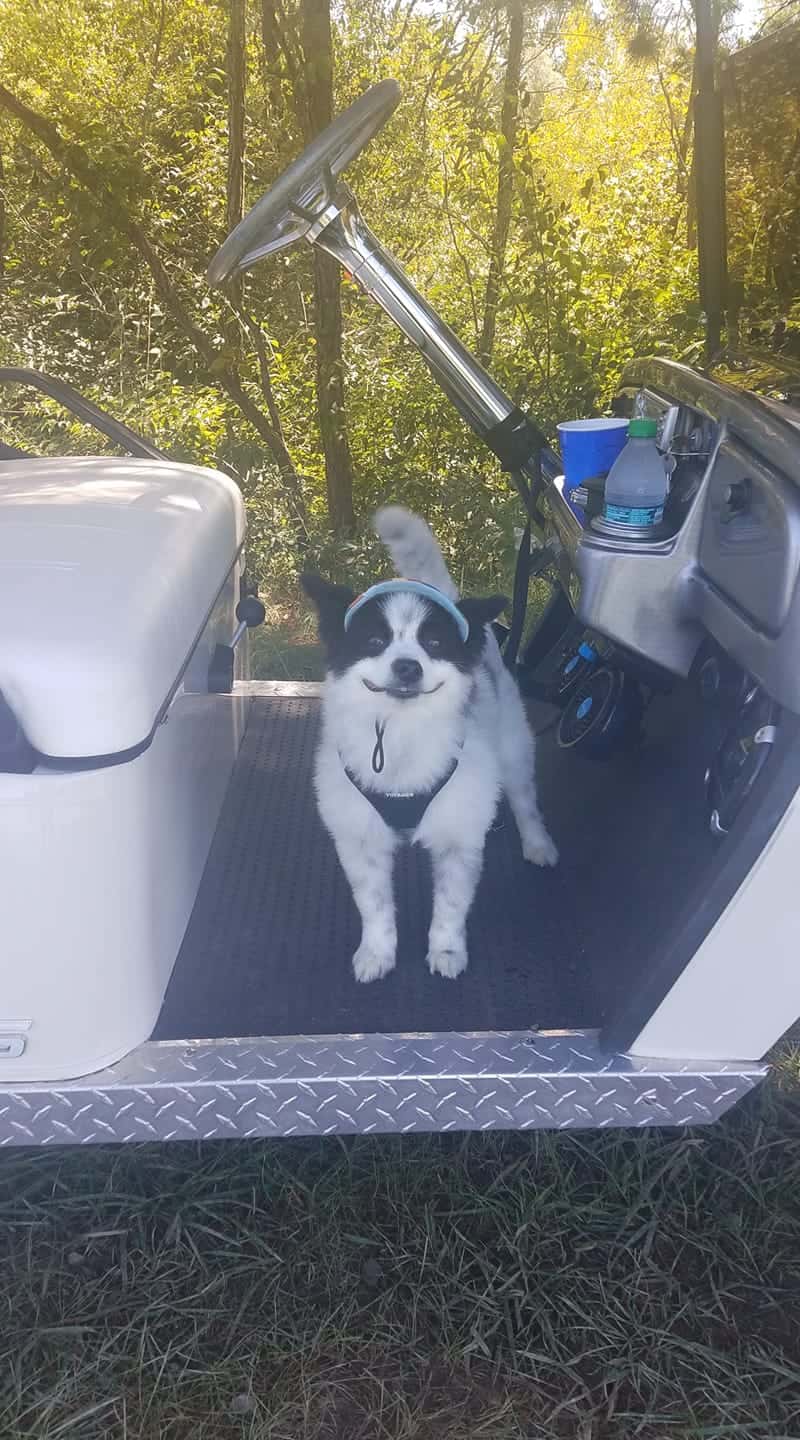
[0,0,708,595]
[724,19,800,350]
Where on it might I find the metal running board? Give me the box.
[0,1031,763,1145]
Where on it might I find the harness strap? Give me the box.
[342,755,460,831]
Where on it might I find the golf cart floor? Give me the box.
[154,685,716,1041]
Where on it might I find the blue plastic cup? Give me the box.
[556,418,630,519]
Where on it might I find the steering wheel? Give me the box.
[207,79,401,286]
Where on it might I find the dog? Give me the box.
[301,506,558,983]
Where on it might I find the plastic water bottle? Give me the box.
[603,417,667,529]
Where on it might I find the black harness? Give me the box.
[343,757,460,830]
[341,718,461,831]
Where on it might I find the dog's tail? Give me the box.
[373,506,458,600]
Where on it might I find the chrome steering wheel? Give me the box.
[207,79,401,285]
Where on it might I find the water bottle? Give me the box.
[603,417,667,529]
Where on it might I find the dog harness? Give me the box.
[343,756,460,830]
[341,718,461,830]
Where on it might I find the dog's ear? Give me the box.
[300,573,355,653]
[458,594,508,632]
[300,572,354,614]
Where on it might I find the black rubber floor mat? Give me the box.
[154,695,588,1039]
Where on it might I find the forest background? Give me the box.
[1,0,798,671]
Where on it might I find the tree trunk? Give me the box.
[0,146,5,282]
[260,0,304,114]
[692,0,727,358]
[0,81,308,532]
[226,0,246,239]
[684,44,700,248]
[479,0,524,365]
[300,0,356,533]
[225,0,246,323]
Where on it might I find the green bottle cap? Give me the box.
[628,417,658,438]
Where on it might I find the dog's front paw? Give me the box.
[352,941,396,984]
[427,943,468,979]
[522,828,559,867]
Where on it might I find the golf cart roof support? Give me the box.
[0,368,167,460]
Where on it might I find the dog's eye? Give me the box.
[366,635,387,653]
[425,637,442,652]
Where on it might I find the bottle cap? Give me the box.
[628,417,658,438]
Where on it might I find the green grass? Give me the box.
[249,594,323,682]
[1,1071,799,1439]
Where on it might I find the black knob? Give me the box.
[236,595,266,628]
[723,478,751,516]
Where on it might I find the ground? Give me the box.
[1,1047,798,1439]
[249,596,323,682]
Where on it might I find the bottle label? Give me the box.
[604,503,664,527]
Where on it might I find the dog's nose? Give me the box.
[391,657,423,684]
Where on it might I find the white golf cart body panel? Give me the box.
[0,457,247,1082]
[0,457,244,756]
[631,785,800,1061]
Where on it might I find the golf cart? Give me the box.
[1,49,799,1145]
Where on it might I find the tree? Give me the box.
[0,0,715,596]
[226,0,247,258]
[0,145,5,282]
[257,0,356,532]
[301,0,356,533]
[479,0,525,363]
[0,79,309,532]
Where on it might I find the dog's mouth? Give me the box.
[362,678,444,701]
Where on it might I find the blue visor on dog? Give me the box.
[344,580,469,642]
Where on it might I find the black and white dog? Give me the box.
[302,506,558,984]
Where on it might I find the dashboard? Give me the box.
[543,357,800,715]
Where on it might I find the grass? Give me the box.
[1,1067,799,1440]
[249,594,323,682]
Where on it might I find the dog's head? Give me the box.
[301,574,506,704]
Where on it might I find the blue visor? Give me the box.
[344,579,469,642]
